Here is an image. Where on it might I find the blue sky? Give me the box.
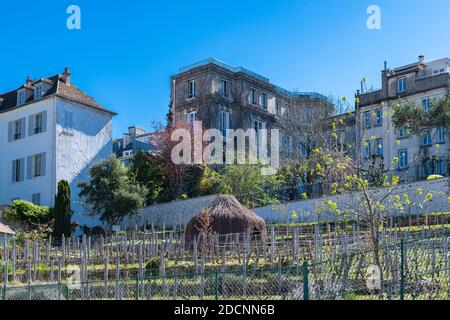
[1,0,450,137]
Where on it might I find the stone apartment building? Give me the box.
[170,58,334,161]
[356,56,450,182]
[0,69,116,227]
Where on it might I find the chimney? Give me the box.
[418,55,425,64]
[64,67,71,86]
[26,75,33,85]
[384,61,387,70]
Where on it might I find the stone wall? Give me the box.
[254,178,450,223]
[121,194,218,229]
[121,178,450,229]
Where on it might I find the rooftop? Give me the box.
[177,58,330,102]
[0,69,117,115]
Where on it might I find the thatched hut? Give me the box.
[185,195,266,245]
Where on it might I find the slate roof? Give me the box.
[0,71,116,115]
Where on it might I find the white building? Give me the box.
[0,68,116,227]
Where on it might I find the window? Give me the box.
[253,120,266,156]
[250,88,257,105]
[375,139,383,156]
[12,159,24,183]
[437,160,447,176]
[63,111,74,132]
[187,111,197,123]
[438,127,446,143]
[33,154,43,177]
[220,80,229,98]
[8,118,26,142]
[259,93,267,109]
[17,90,26,105]
[364,141,372,157]
[364,111,371,128]
[276,101,282,117]
[398,149,408,169]
[32,193,41,206]
[28,153,46,179]
[188,80,197,99]
[34,113,43,134]
[299,143,309,158]
[422,98,430,112]
[398,77,407,93]
[375,109,383,126]
[422,130,432,146]
[219,111,229,138]
[34,86,43,100]
[282,134,293,154]
[14,120,22,140]
[398,125,408,138]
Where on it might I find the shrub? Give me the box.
[145,257,162,275]
[2,200,53,227]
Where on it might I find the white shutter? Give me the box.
[8,121,13,142]
[40,153,46,176]
[42,111,47,133]
[29,115,35,136]
[27,156,33,179]
[20,118,26,139]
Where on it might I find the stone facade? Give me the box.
[170,58,334,161]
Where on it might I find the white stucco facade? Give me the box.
[0,95,114,227]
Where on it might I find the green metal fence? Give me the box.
[2,233,450,300]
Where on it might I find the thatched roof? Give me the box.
[185,195,266,243]
[0,222,15,235]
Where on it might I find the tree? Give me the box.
[182,164,206,198]
[129,150,167,205]
[53,180,73,238]
[392,94,450,182]
[78,156,148,228]
[218,163,280,208]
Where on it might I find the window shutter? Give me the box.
[29,115,35,136]
[8,121,13,142]
[27,156,33,179]
[12,160,16,183]
[20,118,26,139]
[40,153,46,176]
[19,158,25,181]
[42,111,47,133]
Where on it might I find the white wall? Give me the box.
[55,98,113,227]
[0,97,56,206]
[0,96,114,230]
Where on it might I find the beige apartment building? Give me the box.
[356,56,450,183]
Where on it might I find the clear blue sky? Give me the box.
[1,0,450,137]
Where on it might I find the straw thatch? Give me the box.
[185,194,266,244]
[0,222,15,235]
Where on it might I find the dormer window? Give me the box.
[398,77,407,93]
[34,85,43,100]
[17,90,26,106]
